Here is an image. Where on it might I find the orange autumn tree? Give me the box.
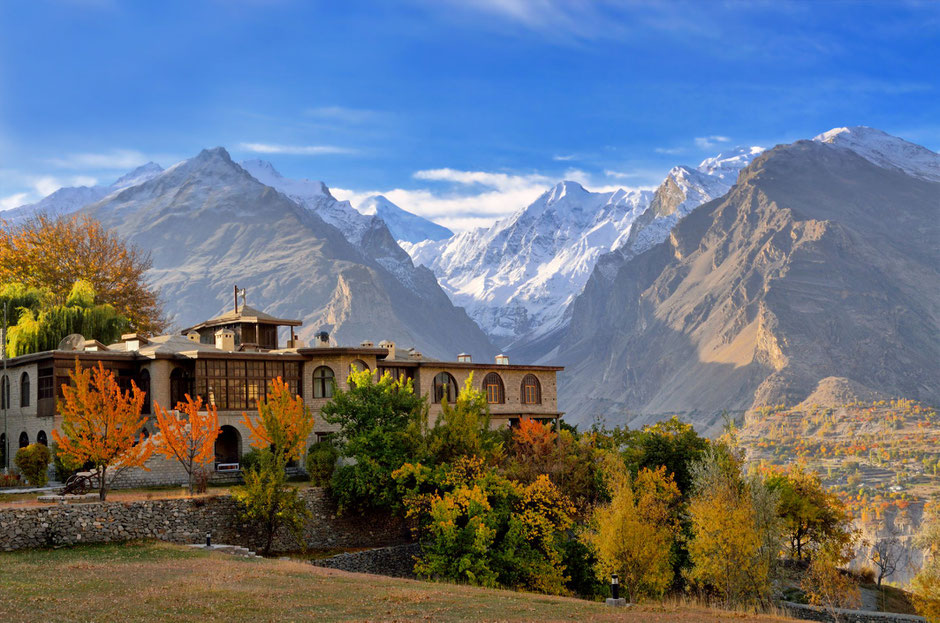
[52,361,153,500]
[153,395,220,495]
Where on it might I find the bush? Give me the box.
[51,442,85,482]
[0,472,22,488]
[306,441,338,486]
[240,448,264,474]
[15,443,51,486]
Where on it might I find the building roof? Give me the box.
[180,304,302,333]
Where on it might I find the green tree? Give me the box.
[14,443,51,487]
[620,416,710,496]
[322,368,426,512]
[425,375,501,464]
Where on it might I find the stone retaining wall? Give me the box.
[311,543,421,578]
[782,602,925,623]
[0,488,410,554]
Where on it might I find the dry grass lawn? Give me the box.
[0,542,796,622]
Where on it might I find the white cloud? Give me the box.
[654,146,686,155]
[694,135,731,149]
[0,193,29,211]
[239,142,357,155]
[552,154,576,161]
[334,166,653,233]
[48,149,149,170]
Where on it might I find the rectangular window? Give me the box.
[195,378,207,404]
[207,360,226,378]
[229,378,247,410]
[266,360,283,379]
[229,361,246,377]
[247,379,264,408]
[247,360,265,377]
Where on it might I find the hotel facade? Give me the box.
[0,303,563,486]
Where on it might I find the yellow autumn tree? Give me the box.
[153,395,220,495]
[241,376,314,463]
[0,213,164,334]
[686,449,780,606]
[52,361,153,500]
[582,464,680,602]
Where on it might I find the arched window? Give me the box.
[20,372,30,408]
[521,374,541,405]
[215,425,241,468]
[433,372,458,404]
[483,372,504,404]
[312,366,335,399]
[139,370,151,414]
[349,359,370,373]
[0,433,5,467]
[37,430,48,446]
[0,375,9,410]
[18,431,29,448]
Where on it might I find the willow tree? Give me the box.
[6,280,129,357]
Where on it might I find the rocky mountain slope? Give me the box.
[557,133,939,431]
[3,162,163,223]
[81,148,495,360]
[404,149,763,350]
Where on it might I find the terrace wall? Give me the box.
[0,487,409,554]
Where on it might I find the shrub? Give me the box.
[306,441,338,486]
[0,472,22,488]
[240,448,264,474]
[15,443,51,486]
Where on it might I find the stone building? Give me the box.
[0,302,563,486]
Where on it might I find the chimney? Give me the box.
[409,348,423,360]
[122,333,150,352]
[495,354,509,365]
[457,353,472,363]
[379,340,396,360]
[215,328,235,351]
[314,330,330,348]
[186,331,201,343]
[360,340,374,348]
[286,337,305,349]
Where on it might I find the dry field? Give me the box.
[0,542,794,623]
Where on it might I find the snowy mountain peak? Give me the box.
[358,195,454,243]
[240,159,282,179]
[697,145,765,179]
[546,180,589,202]
[111,162,163,189]
[813,126,940,182]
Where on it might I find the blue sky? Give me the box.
[1,0,938,230]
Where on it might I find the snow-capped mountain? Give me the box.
[83,148,496,360]
[616,146,765,257]
[404,181,654,346]
[3,162,164,223]
[403,147,764,349]
[359,195,453,243]
[813,126,940,183]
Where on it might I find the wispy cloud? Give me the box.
[0,193,29,211]
[48,149,149,170]
[694,135,731,149]
[552,154,576,161]
[654,146,686,155]
[304,106,379,124]
[413,167,553,191]
[239,142,357,155]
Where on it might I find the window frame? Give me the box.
[312,366,335,399]
[483,372,505,404]
[432,372,458,404]
[19,372,30,408]
[521,374,541,405]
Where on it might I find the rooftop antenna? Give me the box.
[234,284,239,314]
[234,285,246,314]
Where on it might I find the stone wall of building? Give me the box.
[0,487,410,553]
[781,602,925,623]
